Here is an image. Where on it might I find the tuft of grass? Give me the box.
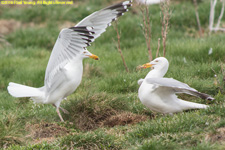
[6,27,58,50]
[62,92,144,131]
[0,113,24,148]
[60,130,121,150]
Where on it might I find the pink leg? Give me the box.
[52,104,69,114]
[56,107,64,122]
[59,107,69,114]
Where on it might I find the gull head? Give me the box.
[140,57,169,71]
[82,49,99,60]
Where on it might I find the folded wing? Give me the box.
[146,78,214,100]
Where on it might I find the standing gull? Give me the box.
[138,57,214,114]
[7,1,132,122]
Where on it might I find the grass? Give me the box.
[0,0,225,149]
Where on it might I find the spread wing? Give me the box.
[44,1,132,89]
[146,78,214,100]
[75,1,132,38]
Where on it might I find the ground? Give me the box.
[0,0,225,149]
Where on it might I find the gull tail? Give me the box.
[179,99,208,110]
[7,82,44,103]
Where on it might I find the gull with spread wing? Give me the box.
[138,57,214,114]
[7,1,132,122]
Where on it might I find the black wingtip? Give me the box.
[104,1,132,24]
[82,38,92,43]
[206,97,215,101]
[105,0,132,11]
[69,27,95,35]
[198,92,215,101]
[79,33,94,39]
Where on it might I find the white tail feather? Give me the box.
[7,82,44,99]
[179,99,208,110]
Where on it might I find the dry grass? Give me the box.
[63,94,149,131]
[205,127,225,144]
[26,122,69,144]
[101,112,149,127]
[68,110,149,131]
[0,19,21,35]
[72,108,117,131]
[58,21,76,30]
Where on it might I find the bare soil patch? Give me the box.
[69,105,117,131]
[26,122,69,144]
[101,112,149,127]
[64,95,150,131]
[205,127,225,144]
[70,110,149,131]
[0,19,21,35]
[59,21,76,30]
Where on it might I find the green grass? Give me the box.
[0,0,225,149]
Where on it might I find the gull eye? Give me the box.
[83,51,87,54]
[155,60,159,62]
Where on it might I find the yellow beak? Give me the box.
[140,63,153,69]
[89,54,99,60]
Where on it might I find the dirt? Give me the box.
[64,94,151,131]
[0,19,22,35]
[101,112,149,127]
[26,122,69,144]
[72,110,149,131]
[0,19,75,36]
[25,111,149,144]
[205,127,225,144]
[59,21,76,30]
[71,108,117,131]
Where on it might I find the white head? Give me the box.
[80,49,99,60]
[140,57,169,76]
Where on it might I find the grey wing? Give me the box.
[146,78,214,100]
[44,1,132,89]
[75,0,132,39]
